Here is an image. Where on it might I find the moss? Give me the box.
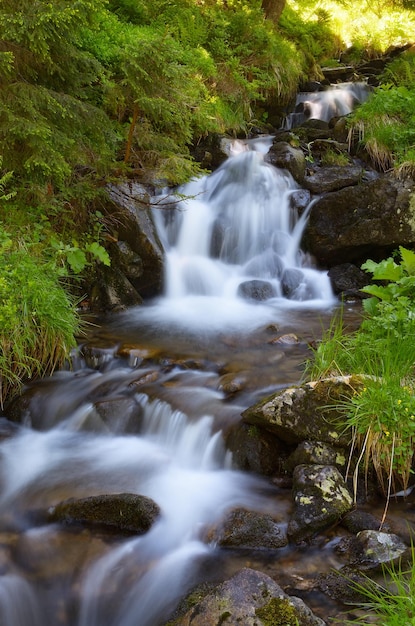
[255,597,298,626]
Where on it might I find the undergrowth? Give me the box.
[307,247,415,502]
[342,548,415,626]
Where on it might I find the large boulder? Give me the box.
[242,376,364,447]
[205,508,288,550]
[266,141,306,184]
[303,174,415,267]
[303,165,365,194]
[171,567,326,626]
[86,182,166,310]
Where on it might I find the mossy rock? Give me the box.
[242,375,365,447]
[167,568,326,625]
[48,493,160,534]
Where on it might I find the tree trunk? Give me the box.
[261,0,286,23]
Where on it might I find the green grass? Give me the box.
[0,230,81,408]
[307,248,415,499]
[343,551,415,626]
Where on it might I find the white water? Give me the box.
[141,139,334,334]
[284,81,371,129]
[0,141,338,625]
[0,375,274,626]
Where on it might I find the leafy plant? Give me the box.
[307,248,415,502]
[0,229,81,408]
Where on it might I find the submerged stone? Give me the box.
[237,279,277,301]
[48,493,160,534]
[206,508,288,550]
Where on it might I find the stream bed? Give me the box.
[2,138,413,624]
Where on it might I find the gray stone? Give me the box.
[242,375,364,446]
[172,568,326,626]
[304,174,415,267]
[288,464,353,542]
[267,141,306,184]
[206,508,288,550]
[303,165,364,194]
[237,279,277,301]
[225,422,287,475]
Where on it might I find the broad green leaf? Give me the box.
[66,248,87,274]
[399,246,415,276]
[86,241,111,266]
[362,296,380,316]
[361,284,393,301]
[361,258,402,282]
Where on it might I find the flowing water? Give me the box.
[284,82,371,129]
[0,139,370,625]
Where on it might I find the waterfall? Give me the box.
[284,81,371,129]
[0,137,339,625]
[147,138,334,333]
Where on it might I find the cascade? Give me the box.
[284,81,371,129]
[146,136,334,333]
[0,137,340,625]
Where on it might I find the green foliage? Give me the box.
[307,248,415,495]
[343,547,415,626]
[0,227,80,407]
[279,4,342,69]
[349,83,415,171]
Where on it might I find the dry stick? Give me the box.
[353,428,370,504]
[380,432,396,530]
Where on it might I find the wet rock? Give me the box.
[242,375,363,446]
[206,508,288,550]
[287,441,346,472]
[104,182,164,298]
[328,263,370,298]
[243,249,284,278]
[354,530,408,569]
[304,174,415,267]
[281,268,304,298]
[268,333,299,345]
[16,527,110,582]
[267,141,306,184]
[225,422,289,475]
[113,240,143,280]
[48,493,160,534]
[341,510,386,535]
[171,567,326,626]
[90,266,143,311]
[217,373,248,395]
[317,566,373,604]
[290,188,311,214]
[288,465,353,543]
[237,279,277,301]
[93,397,144,434]
[303,165,364,194]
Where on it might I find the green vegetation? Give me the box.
[343,550,415,626]
[307,247,415,498]
[1,0,415,403]
[349,52,415,172]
